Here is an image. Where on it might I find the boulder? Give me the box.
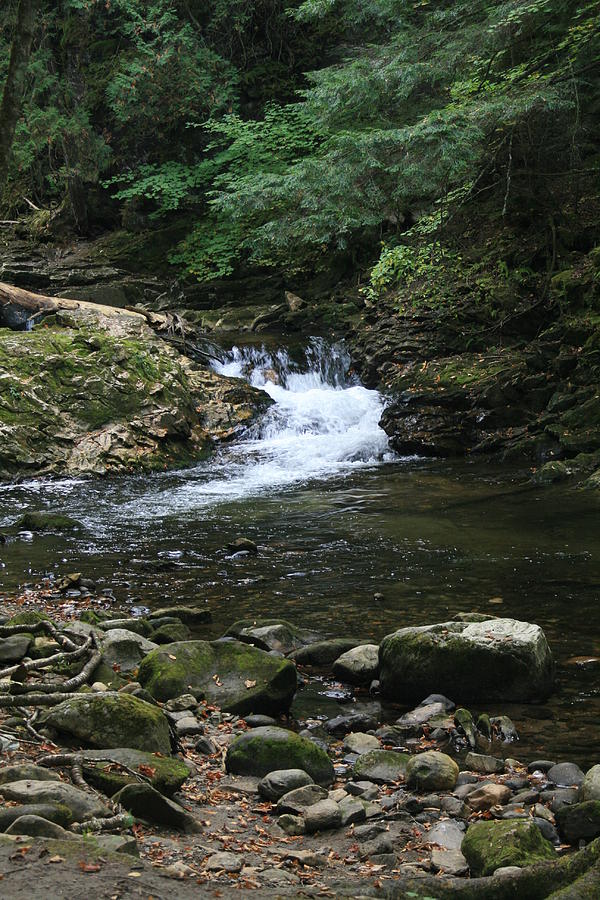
[343,733,381,755]
[147,606,211,625]
[304,799,342,833]
[226,726,334,786]
[13,511,81,532]
[39,693,171,753]
[467,783,512,812]
[0,803,73,831]
[406,751,459,791]
[289,639,362,667]
[113,783,202,833]
[0,635,32,662]
[581,765,600,801]
[556,801,600,843]
[100,629,158,673]
[0,764,60,785]
[546,762,584,788]
[99,618,154,637]
[462,819,556,876]
[151,623,191,644]
[138,640,297,716]
[332,644,379,685]
[379,618,555,703]
[353,750,410,784]
[225,619,317,654]
[276,785,328,815]
[77,748,192,797]
[0,780,109,822]
[465,752,505,774]
[258,769,315,802]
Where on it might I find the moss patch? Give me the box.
[462,819,556,876]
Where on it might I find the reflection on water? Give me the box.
[0,341,599,766]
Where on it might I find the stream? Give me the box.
[1,338,600,766]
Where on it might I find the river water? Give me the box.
[1,338,599,766]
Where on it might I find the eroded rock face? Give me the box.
[0,310,271,480]
[138,639,297,716]
[379,618,555,703]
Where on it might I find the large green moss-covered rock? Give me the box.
[462,820,556,876]
[77,749,192,797]
[138,639,297,715]
[405,751,459,791]
[39,693,171,753]
[226,726,334,786]
[379,618,555,703]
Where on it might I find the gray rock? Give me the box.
[354,822,388,842]
[346,780,379,798]
[258,769,314,801]
[333,644,379,686]
[343,733,380,755]
[226,726,334,786]
[0,635,32,662]
[290,639,362,667]
[325,712,379,734]
[428,819,466,850]
[419,694,455,711]
[0,764,61,785]
[94,834,139,855]
[164,694,197,712]
[465,752,505,774]
[467,783,512,812]
[547,762,584,787]
[581,765,600,801]
[225,618,317,654]
[431,848,468,875]
[397,702,447,729]
[277,784,328,815]
[113,783,202,832]
[532,817,560,844]
[406,751,459,791]
[338,795,367,826]
[304,799,342,833]
[380,618,555,703]
[175,716,204,736]
[278,813,305,835]
[0,803,73,831]
[99,619,154,637]
[100,628,158,673]
[556,800,600,843]
[5,814,77,840]
[353,750,409,784]
[194,736,217,755]
[528,759,556,773]
[490,715,519,742]
[360,835,394,859]
[147,606,211,625]
[0,780,109,822]
[540,788,579,813]
[244,714,277,727]
[205,851,243,873]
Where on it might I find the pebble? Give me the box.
[431,848,469,875]
[465,751,505,774]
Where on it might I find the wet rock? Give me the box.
[360,834,394,859]
[99,618,153,637]
[289,639,362,667]
[346,781,379,799]
[0,764,61,785]
[147,606,212,626]
[556,800,600,842]
[532,817,560,844]
[454,709,478,748]
[353,750,410,784]
[258,769,314,801]
[92,834,139,856]
[396,702,448,729]
[39,692,171,753]
[244,714,277,727]
[225,618,316,654]
[466,783,512,812]
[476,713,492,740]
[100,628,158,673]
[441,796,470,818]
[462,819,555,876]
[138,639,297,716]
[5,814,77,840]
[205,851,244,873]
[491,715,519,742]
[227,537,258,555]
[226,726,334,785]
[546,762,585,788]
[431,848,469,875]
[332,644,379,686]
[0,635,32,662]
[0,780,109,822]
[194,736,217,755]
[379,618,555,703]
[354,821,388,842]
[113,783,202,832]
[465,752,505,774]
[325,712,379,734]
[78,748,191,796]
[13,511,81,532]
[528,759,556,773]
[175,716,203,737]
[164,694,197,712]
[343,733,380,754]
[276,784,328,814]
[304,799,342,833]
[581,764,600,801]
[406,751,459,792]
[541,787,579,813]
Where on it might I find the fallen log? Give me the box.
[0,280,146,329]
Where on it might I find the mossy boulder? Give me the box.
[5,610,52,627]
[462,819,556,876]
[226,726,334,786]
[405,751,459,791]
[556,801,600,843]
[13,511,82,532]
[78,749,191,797]
[352,750,410,784]
[38,693,171,753]
[151,623,191,644]
[147,606,212,626]
[289,639,363,667]
[137,640,297,715]
[379,618,555,703]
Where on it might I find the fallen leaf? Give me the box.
[127,871,142,878]
[48,855,65,864]
[168,654,177,660]
[79,861,101,873]
[244,680,256,689]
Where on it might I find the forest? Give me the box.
[1,2,600,898]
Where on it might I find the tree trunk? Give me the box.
[0,0,38,186]
[0,280,147,329]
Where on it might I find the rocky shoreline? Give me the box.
[0,575,599,898]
